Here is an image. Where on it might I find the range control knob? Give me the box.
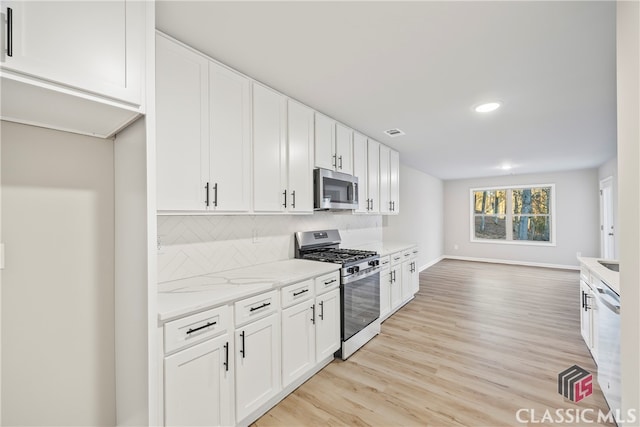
[354,266,360,273]
[368,260,379,267]
[347,267,354,274]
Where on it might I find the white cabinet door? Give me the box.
[315,288,341,361]
[367,140,380,213]
[580,280,592,348]
[410,260,419,295]
[335,123,353,174]
[209,61,252,212]
[235,313,280,422]
[389,149,400,214]
[353,133,368,213]
[253,83,287,212]
[380,268,391,320]
[314,113,335,170]
[164,334,233,427]
[401,261,413,302]
[0,1,143,106]
[390,265,403,311]
[288,100,315,213]
[281,302,315,388]
[379,144,391,214]
[156,34,209,211]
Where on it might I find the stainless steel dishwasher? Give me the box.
[596,280,620,421]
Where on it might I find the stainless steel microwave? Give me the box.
[314,168,359,210]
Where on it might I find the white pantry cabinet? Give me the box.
[0,0,143,105]
[0,0,145,137]
[314,113,353,174]
[164,334,233,427]
[156,33,251,212]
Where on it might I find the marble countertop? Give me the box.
[354,241,417,257]
[578,256,620,295]
[158,259,339,323]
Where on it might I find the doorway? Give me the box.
[600,176,616,259]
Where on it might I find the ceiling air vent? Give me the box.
[384,128,405,137]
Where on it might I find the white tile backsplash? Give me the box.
[157,212,382,282]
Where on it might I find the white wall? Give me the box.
[616,1,640,424]
[598,156,619,258]
[157,212,382,282]
[383,164,444,270]
[1,121,115,426]
[443,168,600,267]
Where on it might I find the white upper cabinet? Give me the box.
[0,0,146,137]
[379,144,399,215]
[287,100,315,213]
[352,133,368,213]
[156,34,251,213]
[253,83,287,212]
[156,34,209,211]
[367,140,381,213]
[314,113,335,170]
[252,87,313,213]
[389,149,400,214]
[335,123,353,175]
[314,113,353,174]
[208,62,252,212]
[379,144,391,214]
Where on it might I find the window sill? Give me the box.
[470,239,556,247]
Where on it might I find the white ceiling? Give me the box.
[156,1,617,180]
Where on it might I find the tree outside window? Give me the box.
[471,185,554,245]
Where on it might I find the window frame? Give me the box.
[469,183,556,246]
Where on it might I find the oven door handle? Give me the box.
[342,266,381,284]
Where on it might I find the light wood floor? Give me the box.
[254,259,615,427]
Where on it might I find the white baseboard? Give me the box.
[418,255,445,272]
[442,255,579,271]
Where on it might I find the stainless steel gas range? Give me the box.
[295,229,381,360]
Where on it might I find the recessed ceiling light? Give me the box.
[384,128,405,137]
[475,102,501,113]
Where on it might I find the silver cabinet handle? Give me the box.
[338,155,343,169]
[283,190,287,208]
[213,183,218,207]
[204,182,210,206]
[332,154,337,168]
[291,190,296,208]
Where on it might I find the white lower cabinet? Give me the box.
[161,268,344,426]
[579,268,598,364]
[164,334,233,427]
[235,313,281,423]
[315,288,341,360]
[401,247,419,302]
[281,301,315,389]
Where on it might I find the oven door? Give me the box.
[341,268,380,341]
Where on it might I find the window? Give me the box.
[470,184,555,245]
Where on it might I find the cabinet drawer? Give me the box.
[379,255,391,268]
[315,271,340,294]
[390,252,403,266]
[402,249,413,261]
[235,290,279,327]
[281,279,314,308]
[164,305,229,354]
